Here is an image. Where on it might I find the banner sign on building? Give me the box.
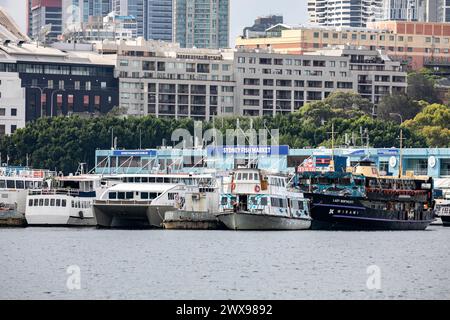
[207,145,289,156]
[377,149,399,156]
[112,150,157,157]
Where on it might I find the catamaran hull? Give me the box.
[307,194,434,231]
[217,212,311,230]
[94,203,175,228]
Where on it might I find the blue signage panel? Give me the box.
[112,150,157,157]
[377,149,399,156]
[207,146,289,156]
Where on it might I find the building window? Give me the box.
[48,80,53,89]
[86,82,91,90]
[0,108,5,116]
[313,32,319,38]
[74,81,80,90]
[59,80,64,90]
[11,108,17,116]
[11,125,17,133]
[101,82,107,89]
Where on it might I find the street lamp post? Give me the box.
[51,89,65,117]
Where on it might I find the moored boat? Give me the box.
[292,159,435,231]
[217,168,311,230]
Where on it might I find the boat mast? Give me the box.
[330,122,335,172]
[399,129,403,178]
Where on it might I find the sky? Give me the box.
[0,0,308,46]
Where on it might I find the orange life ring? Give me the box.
[254,185,261,192]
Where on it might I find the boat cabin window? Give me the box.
[142,177,148,183]
[16,180,25,189]
[149,177,156,183]
[33,199,38,206]
[29,199,33,206]
[34,181,42,188]
[39,199,44,206]
[25,181,33,189]
[157,177,164,183]
[141,192,149,200]
[117,192,125,199]
[62,200,66,207]
[126,192,133,199]
[0,180,5,188]
[56,199,61,207]
[50,199,55,207]
[109,192,117,200]
[6,180,14,188]
[135,177,142,183]
[221,197,228,205]
[291,200,304,210]
[44,199,49,206]
[260,197,268,206]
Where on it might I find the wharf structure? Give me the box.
[94,147,450,184]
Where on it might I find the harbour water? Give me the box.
[1,226,449,300]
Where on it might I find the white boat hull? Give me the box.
[217,212,311,230]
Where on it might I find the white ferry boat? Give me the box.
[25,174,104,226]
[217,169,312,230]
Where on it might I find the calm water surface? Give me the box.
[1,226,449,299]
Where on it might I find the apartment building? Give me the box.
[115,39,235,120]
[0,58,25,137]
[174,0,230,49]
[235,46,407,116]
[236,21,450,70]
[307,0,383,27]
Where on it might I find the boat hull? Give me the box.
[441,216,450,227]
[0,210,27,227]
[163,211,224,230]
[307,194,434,231]
[93,202,175,228]
[217,212,311,230]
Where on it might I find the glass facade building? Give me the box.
[174,0,230,49]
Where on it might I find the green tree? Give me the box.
[404,103,450,147]
[376,94,422,122]
[407,71,440,103]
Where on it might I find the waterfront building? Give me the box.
[0,41,119,124]
[30,0,63,43]
[93,147,450,183]
[242,15,284,39]
[236,21,450,70]
[235,45,407,116]
[174,0,230,49]
[114,38,235,120]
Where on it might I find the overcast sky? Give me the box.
[0,0,308,46]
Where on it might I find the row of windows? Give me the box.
[28,198,67,208]
[0,108,17,116]
[28,79,108,91]
[312,31,450,44]
[120,59,232,73]
[0,180,43,189]
[107,191,161,200]
[237,57,342,68]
